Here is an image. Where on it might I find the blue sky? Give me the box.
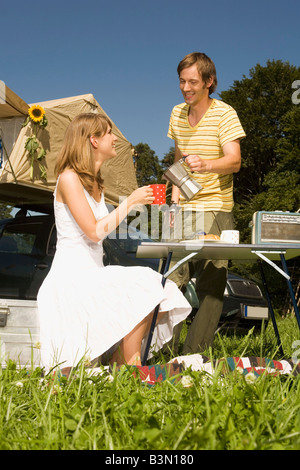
[2,0,300,159]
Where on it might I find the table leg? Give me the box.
[142,251,173,365]
[258,260,284,356]
[280,254,300,330]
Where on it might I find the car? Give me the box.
[102,220,269,333]
[186,274,269,334]
[0,203,268,365]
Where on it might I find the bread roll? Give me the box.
[197,234,220,241]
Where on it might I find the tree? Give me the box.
[219,60,300,203]
[133,143,163,186]
[219,60,300,243]
[161,146,175,172]
[0,203,14,219]
[160,147,176,203]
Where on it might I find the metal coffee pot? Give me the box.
[163,157,202,201]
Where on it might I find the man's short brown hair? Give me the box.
[177,52,218,95]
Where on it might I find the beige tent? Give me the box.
[0,84,137,206]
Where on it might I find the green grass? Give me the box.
[1,315,300,450]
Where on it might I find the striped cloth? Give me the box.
[79,356,300,385]
[167,99,246,212]
[115,357,300,385]
[172,355,300,378]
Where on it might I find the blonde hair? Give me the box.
[177,52,218,95]
[55,113,112,195]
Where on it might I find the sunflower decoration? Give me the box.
[23,104,48,181]
[28,104,48,127]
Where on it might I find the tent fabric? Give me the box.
[0,87,137,206]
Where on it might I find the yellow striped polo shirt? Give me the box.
[167,99,246,212]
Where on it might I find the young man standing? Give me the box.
[167,52,246,353]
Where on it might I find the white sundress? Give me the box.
[37,185,192,370]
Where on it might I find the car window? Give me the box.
[117,237,140,253]
[0,234,18,252]
[0,221,44,255]
[114,227,154,253]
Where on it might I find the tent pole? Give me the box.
[0,131,17,183]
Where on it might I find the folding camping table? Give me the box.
[137,241,300,364]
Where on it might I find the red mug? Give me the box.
[149,184,166,205]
